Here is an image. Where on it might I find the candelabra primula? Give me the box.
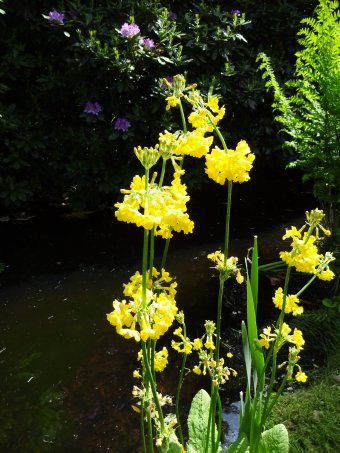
[106,74,335,453]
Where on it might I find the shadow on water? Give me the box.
[0,166,315,452]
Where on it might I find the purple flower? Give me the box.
[84,101,102,116]
[231,9,241,17]
[168,11,177,21]
[139,37,155,48]
[120,22,140,37]
[48,10,65,23]
[114,118,131,132]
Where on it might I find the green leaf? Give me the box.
[250,236,259,312]
[258,424,289,453]
[187,389,222,453]
[161,432,181,453]
[227,432,249,452]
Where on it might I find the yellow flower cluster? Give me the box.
[175,130,213,158]
[107,269,178,342]
[115,170,194,239]
[193,351,237,386]
[258,323,305,353]
[188,95,225,133]
[207,251,244,283]
[171,326,203,355]
[159,129,212,159]
[205,140,255,185]
[280,210,335,279]
[259,323,307,382]
[135,346,169,373]
[272,287,303,316]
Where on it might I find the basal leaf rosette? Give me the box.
[205,140,255,184]
[115,170,194,238]
[107,269,178,342]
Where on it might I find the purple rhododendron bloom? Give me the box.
[120,22,140,37]
[231,9,241,17]
[140,37,155,48]
[84,101,102,116]
[168,11,177,21]
[48,10,65,23]
[114,118,131,132]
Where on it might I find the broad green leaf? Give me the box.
[246,278,265,389]
[161,432,181,453]
[258,424,289,453]
[227,432,249,452]
[241,322,251,391]
[187,389,222,453]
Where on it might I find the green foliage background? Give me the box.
[0,0,316,210]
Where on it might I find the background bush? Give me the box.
[0,0,316,211]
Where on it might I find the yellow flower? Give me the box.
[280,233,321,274]
[133,370,141,378]
[208,251,243,283]
[205,141,255,185]
[281,322,292,337]
[154,347,169,372]
[165,95,180,110]
[272,287,304,316]
[193,338,203,350]
[204,339,215,350]
[236,269,244,284]
[174,130,213,158]
[290,328,305,352]
[193,365,201,375]
[227,352,233,358]
[295,370,308,383]
[115,171,194,238]
[107,268,177,342]
[280,211,335,279]
[317,269,335,281]
[258,326,279,349]
[171,326,194,354]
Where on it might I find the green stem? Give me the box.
[175,353,187,447]
[215,278,224,363]
[147,410,155,453]
[160,238,170,270]
[261,374,288,427]
[179,99,187,134]
[159,158,167,187]
[141,342,165,431]
[215,392,223,453]
[148,228,155,282]
[142,169,150,308]
[223,181,233,262]
[140,406,147,453]
[205,384,217,453]
[296,273,318,297]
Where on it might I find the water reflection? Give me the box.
[0,192,313,452]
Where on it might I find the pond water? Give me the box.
[0,168,315,452]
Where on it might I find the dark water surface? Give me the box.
[0,167,315,452]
